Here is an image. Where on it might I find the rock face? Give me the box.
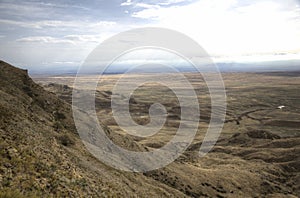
[0,60,299,197]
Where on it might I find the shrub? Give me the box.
[0,188,39,198]
[57,134,75,146]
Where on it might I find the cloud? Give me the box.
[63,35,104,43]
[53,61,81,65]
[158,0,191,6]
[0,2,44,14]
[0,19,117,29]
[131,0,300,55]
[121,0,133,6]
[16,34,109,45]
[2,0,300,70]
[0,1,89,11]
[135,3,161,9]
[121,0,190,7]
[34,1,90,10]
[0,1,90,19]
[16,36,75,44]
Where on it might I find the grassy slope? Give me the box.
[0,60,186,197]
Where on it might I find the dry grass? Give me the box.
[19,67,300,197]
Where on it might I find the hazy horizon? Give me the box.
[21,59,300,75]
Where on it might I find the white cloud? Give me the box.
[121,0,188,7]
[135,3,161,9]
[53,61,81,65]
[121,0,133,6]
[35,2,90,10]
[63,34,103,43]
[0,19,117,29]
[16,34,110,45]
[16,36,75,44]
[131,0,300,56]
[158,0,188,6]
[0,2,43,14]
[0,1,90,18]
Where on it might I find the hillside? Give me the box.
[0,60,185,197]
[0,60,299,197]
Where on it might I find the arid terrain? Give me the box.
[0,60,299,197]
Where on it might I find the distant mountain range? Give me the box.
[29,59,300,75]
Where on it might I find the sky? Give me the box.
[0,0,300,72]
